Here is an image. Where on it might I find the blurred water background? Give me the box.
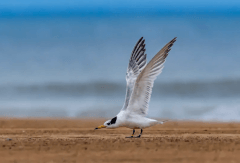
[0,1,240,121]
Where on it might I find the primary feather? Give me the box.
[122,37,147,110]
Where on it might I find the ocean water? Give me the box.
[0,14,240,121]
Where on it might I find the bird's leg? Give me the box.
[126,129,135,138]
[135,129,143,138]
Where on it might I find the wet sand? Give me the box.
[0,118,240,163]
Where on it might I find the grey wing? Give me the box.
[122,37,147,110]
[127,37,177,116]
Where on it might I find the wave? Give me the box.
[0,79,240,121]
[1,79,240,98]
[0,99,239,121]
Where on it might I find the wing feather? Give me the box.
[127,37,177,116]
[122,37,147,110]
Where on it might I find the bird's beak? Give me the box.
[95,125,106,130]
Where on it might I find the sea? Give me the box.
[0,12,240,121]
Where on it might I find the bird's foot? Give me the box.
[125,135,141,138]
[125,134,135,138]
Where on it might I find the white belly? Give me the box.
[123,116,158,129]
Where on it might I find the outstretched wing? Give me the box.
[122,37,147,110]
[127,37,177,116]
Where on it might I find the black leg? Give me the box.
[136,129,143,138]
[126,129,135,138]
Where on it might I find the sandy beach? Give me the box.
[0,118,239,163]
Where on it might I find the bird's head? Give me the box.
[95,116,118,130]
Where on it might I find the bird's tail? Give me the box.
[158,120,170,124]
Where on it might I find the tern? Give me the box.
[95,37,176,138]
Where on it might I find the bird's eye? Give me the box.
[107,122,111,125]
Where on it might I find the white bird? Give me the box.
[95,37,176,138]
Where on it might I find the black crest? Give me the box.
[107,116,117,125]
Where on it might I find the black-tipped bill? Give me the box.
[94,125,106,130]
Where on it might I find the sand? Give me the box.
[0,118,240,163]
